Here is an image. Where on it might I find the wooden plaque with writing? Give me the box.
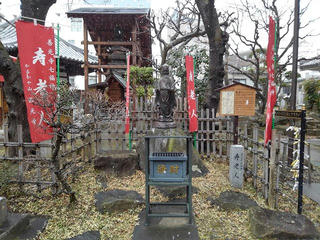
[219,83,257,116]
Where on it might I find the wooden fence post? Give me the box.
[243,123,248,176]
[87,129,92,162]
[4,124,9,157]
[17,125,24,190]
[206,108,210,156]
[275,133,281,209]
[36,146,41,192]
[200,108,204,153]
[95,123,99,154]
[307,143,312,184]
[51,132,57,195]
[264,145,269,200]
[211,109,216,155]
[81,131,85,162]
[268,129,277,208]
[253,127,258,189]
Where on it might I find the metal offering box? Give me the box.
[149,152,187,181]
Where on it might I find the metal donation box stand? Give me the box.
[144,136,193,225]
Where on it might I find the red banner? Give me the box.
[185,55,198,132]
[264,17,276,146]
[16,21,57,143]
[124,53,130,134]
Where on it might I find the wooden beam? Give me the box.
[81,41,134,46]
[83,20,89,112]
[132,19,137,65]
[97,36,102,84]
[82,64,127,69]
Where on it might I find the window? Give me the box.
[71,18,82,32]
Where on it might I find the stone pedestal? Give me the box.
[0,197,8,226]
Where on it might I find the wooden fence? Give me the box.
[0,124,101,192]
[101,97,233,159]
[239,124,312,211]
[0,97,234,191]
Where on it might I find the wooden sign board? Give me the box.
[219,83,257,116]
[275,110,302,119]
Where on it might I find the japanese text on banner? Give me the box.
[125,54,130,134]
[16,21,57,143]
[185,55,198,132]
[264,16,276,146]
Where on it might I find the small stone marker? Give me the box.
[0,196,8,226]
[229,145,244,188]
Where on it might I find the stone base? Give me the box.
[154,121,177,129]
[66,231,101,240]
[132,205,199,240]
[0,213,48,240]
[208,191,258,210]
[94,150,139,176]
[95,189,144,214]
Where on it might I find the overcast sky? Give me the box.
[1,0,320,57]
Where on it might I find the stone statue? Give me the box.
[155,64,177,128]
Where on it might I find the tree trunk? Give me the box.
[0,0,57,143]
[0,43,31,145]
[51,134,77,204]
[195,0,228,110]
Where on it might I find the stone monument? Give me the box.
[229,145,244,188]
[154,64,177,129]
[0,197,8,226]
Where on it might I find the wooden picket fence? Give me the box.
[0,97,234,190]
[239,124,312,212]
[0,124,102,192]
[101,97,233,159]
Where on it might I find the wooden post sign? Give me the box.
[218,82,259,117]
[217,82,260,144]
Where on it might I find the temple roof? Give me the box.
[0,18,98,65]
[67,7,149,17]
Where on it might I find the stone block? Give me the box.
[229,145,244,188]
[249,207,319,239]
[95,189,144,214]
[0,197,7,226]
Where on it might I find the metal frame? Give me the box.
[145,136,193,225]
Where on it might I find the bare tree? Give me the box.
[0,0,57,143]
[195,0,230,109]
[31,85,110,203]
[227,0,318,113]
[150,0,206,66]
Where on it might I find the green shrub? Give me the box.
[304,79,320,112]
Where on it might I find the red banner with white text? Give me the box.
[125,54,130,134]
[264,16,276,146]
[16,21,57,143]
[185,55,198,132]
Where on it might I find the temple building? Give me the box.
[66,7,152,101]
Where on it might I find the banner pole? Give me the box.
[125,52,132,150]
[272,21,278,130]
[129,130,132,151]
[193,55,197,148]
